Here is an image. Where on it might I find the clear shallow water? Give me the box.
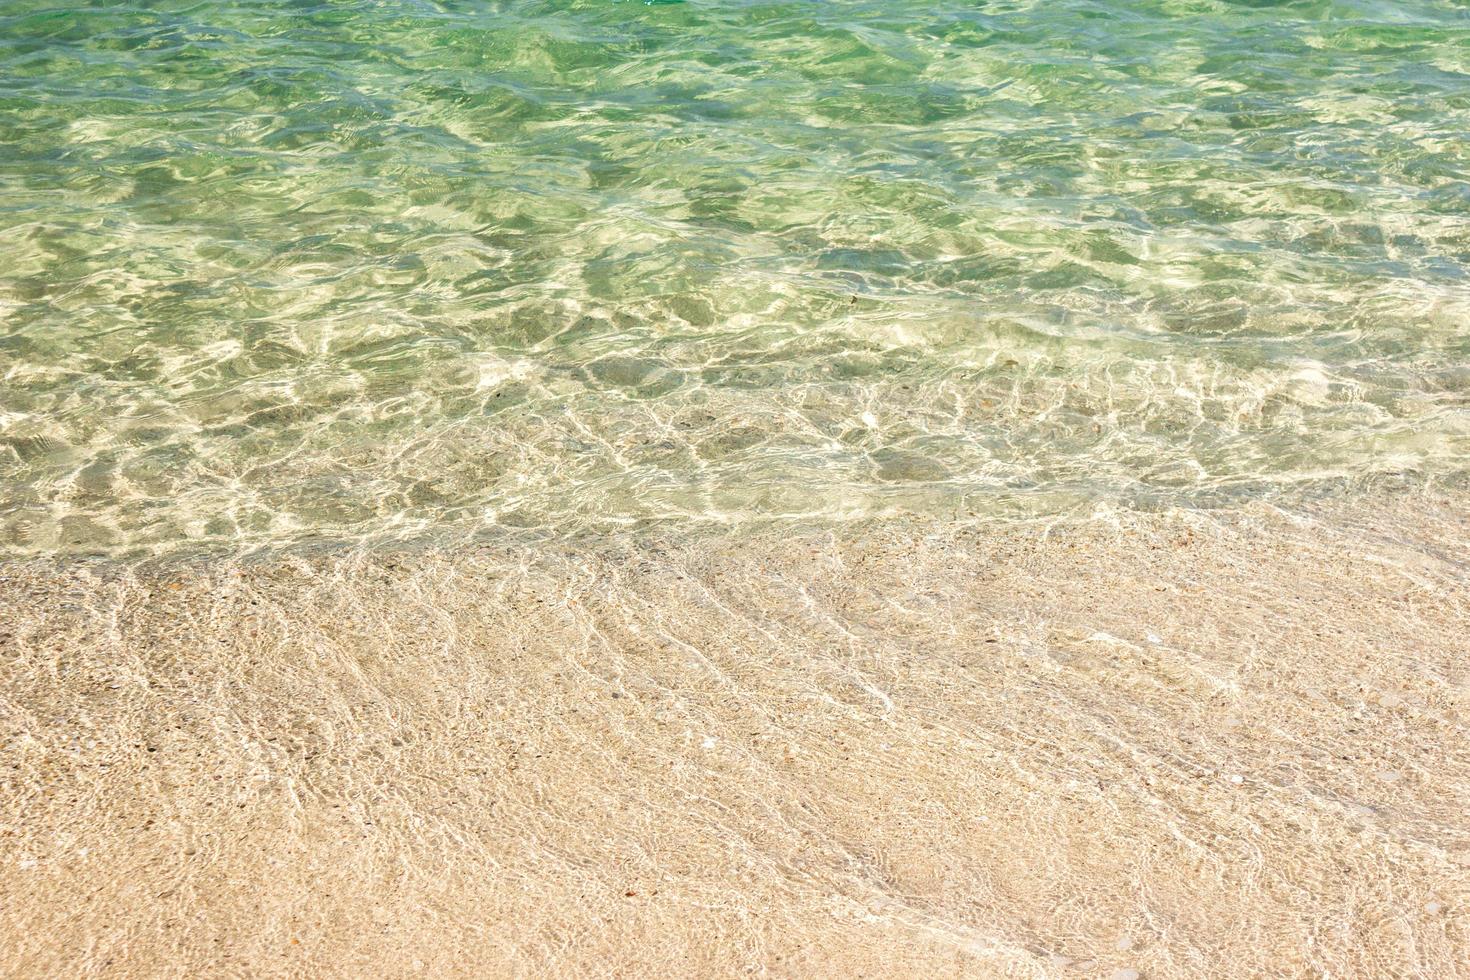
[1,0,1468,557]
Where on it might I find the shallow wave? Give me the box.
[1,0,1468,556]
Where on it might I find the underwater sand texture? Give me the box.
[3,490,1468,978]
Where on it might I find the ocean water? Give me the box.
[1,0,1467,557]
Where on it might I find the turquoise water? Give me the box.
[1,0,1468,556]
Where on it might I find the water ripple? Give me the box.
[2,0,1468,556]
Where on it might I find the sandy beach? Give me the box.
[3,489,1467,977]
[5,0,1470,974]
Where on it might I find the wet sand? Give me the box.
[2,491,1468,978]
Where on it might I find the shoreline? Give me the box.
[3,490,1468,976]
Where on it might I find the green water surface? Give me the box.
[2,0,1468,555]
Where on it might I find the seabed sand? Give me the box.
[2,492,1468,978]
